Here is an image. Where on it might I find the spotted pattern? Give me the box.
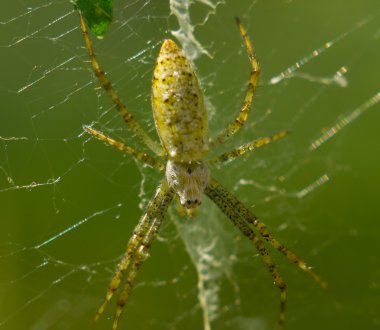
[152,40,208,161]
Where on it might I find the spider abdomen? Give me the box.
[152,39,209,162]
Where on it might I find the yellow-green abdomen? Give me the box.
[152,39,208,162]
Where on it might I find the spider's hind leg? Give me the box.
[79,14,164,156]
[210,17,259,148]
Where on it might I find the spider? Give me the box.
[79,13,326,330]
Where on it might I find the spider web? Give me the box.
[1,1,380,330]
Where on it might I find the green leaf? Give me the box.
[71,0,113,38]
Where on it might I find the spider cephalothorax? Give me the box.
[166,160,210,208]
[80,13,326,330]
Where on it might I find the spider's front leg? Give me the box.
[205,177,327,329]
[205,177,287,329]
[94,180,174,329]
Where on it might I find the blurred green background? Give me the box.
[1,1,380,330]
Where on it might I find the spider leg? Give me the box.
[84,126,165,171]
[207,177,327,288]
[94,180,174,325]
[112,184,173,329]
[112,217,161,329]
[79,14,164,156]
[210,17,259,147]
[208,131,289,165]
[205,177,287,328]
[244,208,328,289]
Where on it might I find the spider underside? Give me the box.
[79,13,326,330]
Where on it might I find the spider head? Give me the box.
[166,160,210,210]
